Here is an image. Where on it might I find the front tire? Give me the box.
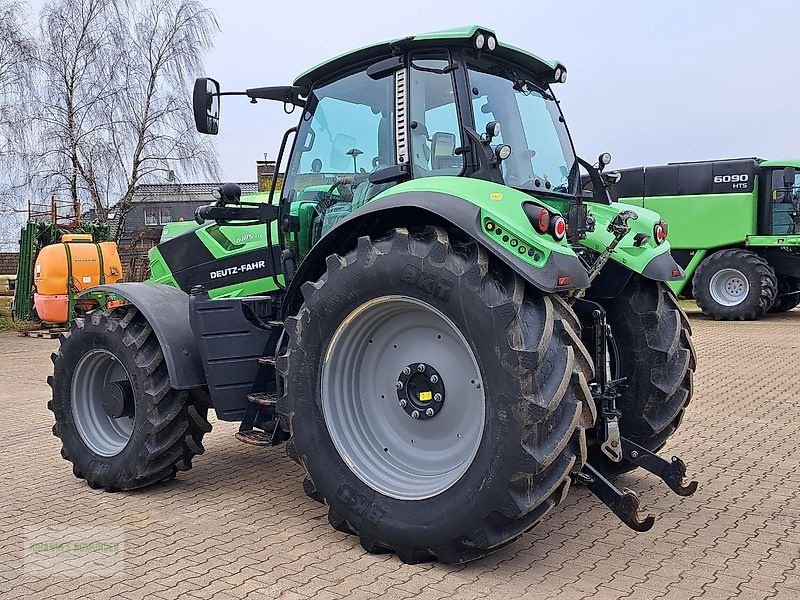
[49,306,212,491]
[692,249,777,320]
[277,227,595,564]
[769,277,800,313]
[592,276,696,475]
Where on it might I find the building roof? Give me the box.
[294,25,563,89]
[132,182,259,201]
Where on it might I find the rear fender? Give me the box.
[78,283,205,390]
[282,182,589,316]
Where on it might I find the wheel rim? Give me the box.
[709,268,750,306]
[321,295,486,500]
[71,349,135,457]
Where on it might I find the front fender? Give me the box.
[282,179,590,316]
[582,202,684,282]
[78,283,205,390]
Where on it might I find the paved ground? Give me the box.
[1,308,798,600]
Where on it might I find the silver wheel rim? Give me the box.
[709,268,750,306]
[321,295,486,500]
[71,349,135,457]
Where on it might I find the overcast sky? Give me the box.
[202,0,798,182]
[19,0,797,183]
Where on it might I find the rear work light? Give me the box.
[551,216,567,241]
[654,220,668,244]
[523,203,551,234]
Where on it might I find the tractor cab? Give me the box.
[191,27,600,285]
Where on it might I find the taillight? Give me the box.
[551,216,567,241]
[654,220,668,244]
[523,203,551,234]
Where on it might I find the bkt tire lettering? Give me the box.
[401,264,454,300]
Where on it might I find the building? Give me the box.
[115,181,261,280]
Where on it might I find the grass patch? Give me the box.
[0,295,37,332]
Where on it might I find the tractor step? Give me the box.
[247,391,278,406]
[235,430,272,447]
[266,320,284,328]
[257,356,276,366]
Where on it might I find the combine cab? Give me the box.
[48,26,697,563]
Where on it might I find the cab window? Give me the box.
[284,68,395,200]
[770,169,800,235]
[408,51,463,177]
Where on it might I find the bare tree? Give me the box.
[0,0,37,251]
[33,0,118,221]
[28,0,218,237]
[108,0,219,238]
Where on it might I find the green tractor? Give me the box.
[48,26,697,563]
[613,158,800,320]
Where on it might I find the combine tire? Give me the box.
[593,276,696,475]
[49,306,211,491]
[692,249,777,320]
[277,227,595,564]
[769,278,800,313]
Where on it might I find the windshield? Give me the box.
[467,61,578,195]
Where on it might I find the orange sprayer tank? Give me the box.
[34,234,123,323]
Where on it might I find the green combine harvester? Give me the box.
[48,26,698,563]
[613,158,800,320]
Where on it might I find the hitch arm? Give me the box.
[574,464,655,532]
[621,437,698,497]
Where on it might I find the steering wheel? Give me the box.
[313,177,355,217]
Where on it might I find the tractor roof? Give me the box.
[294,25,563,89]
[761,158,800,169]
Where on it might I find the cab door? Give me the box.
[760,168,800,235]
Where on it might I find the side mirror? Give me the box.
[783,166,796,188]
[193,77,220,135]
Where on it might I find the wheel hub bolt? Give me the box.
[417,364,426,373]
[430,375,439,384]
[396,381,403,389]
[434,393,443,402]
[630,450,639,459]
[425,408,434,417]
[402,366,411,376]
[411,410,420,419]
[399,399,407,408]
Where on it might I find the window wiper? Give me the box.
[513,78,554,101]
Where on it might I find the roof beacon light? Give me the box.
[486,36,497,51]
[475,33,485,50]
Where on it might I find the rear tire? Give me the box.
[277,227,595,564]
[592,276,696,475]
[769,277,800,313]
[49,306,212,491]
[692,249,777,320]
